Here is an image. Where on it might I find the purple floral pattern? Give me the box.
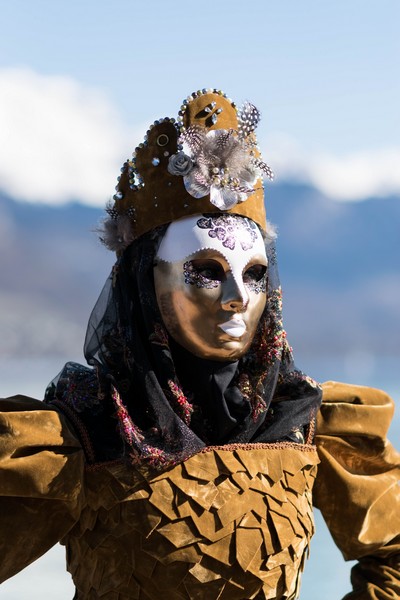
[196,215,258,251]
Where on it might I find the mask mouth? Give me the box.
[218,317,246,338]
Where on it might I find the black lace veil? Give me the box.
[83,219,322,469]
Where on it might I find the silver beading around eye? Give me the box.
[183,261,220,289]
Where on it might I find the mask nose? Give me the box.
[220,273,249,312]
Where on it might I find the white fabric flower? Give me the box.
[181,129,258,210]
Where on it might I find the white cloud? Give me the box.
[0,68,129,206]
[1,68,399,205]
[309,148,400,200]
[265,133,400,201]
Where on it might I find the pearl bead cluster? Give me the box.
[210,166,242,190]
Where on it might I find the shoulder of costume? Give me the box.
[318,380,396,439]
[0,394,50,411]
[44,361,124,464]
[321,380,393,405]
[314,380,400,562]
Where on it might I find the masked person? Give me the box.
[0,90,399,599]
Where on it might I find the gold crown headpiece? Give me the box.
[103,89,273,252]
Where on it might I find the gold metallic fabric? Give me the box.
[315,382,400,599]
[66,444,318,599]
[315,382,400,559]
[0,381,399,599]
[0,395,85,581]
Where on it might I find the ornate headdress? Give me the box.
[102,89,273,252]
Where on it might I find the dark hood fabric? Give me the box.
[52,224,321,469]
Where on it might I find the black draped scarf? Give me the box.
[81,223,322,469]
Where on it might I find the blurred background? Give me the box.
[0,1,399,598]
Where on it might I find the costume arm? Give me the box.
[0,395,85,582]
[313,381,400,599]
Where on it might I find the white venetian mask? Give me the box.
[153,214,268,361]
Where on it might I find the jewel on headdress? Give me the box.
[157,134,169,147]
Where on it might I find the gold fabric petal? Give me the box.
[213,449,247,475]
[198,533,233,566]
[189,561,221,583]
[231,470,253,492]
[133,546,157,580]
[259,517,278,556]
[212,478,241,509]
[235,527,263,572]
[270,480,293,504]
[149,479,180,520]
[158,519,202,548]
[183,577,227,600]
[160,544,203,566]
[188,505,222,540]
[173,498,192,518]
[283,471,308,495]
[171,476,219,511]
[258,567,284,599]
[216,490,252,527]
[239,511,262,529]
[182,451,220,481]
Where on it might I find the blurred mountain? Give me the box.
[0,195,113,359]
[268,183,400,359]
[0,184,399,363]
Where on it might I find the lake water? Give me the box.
[0,356,399,599]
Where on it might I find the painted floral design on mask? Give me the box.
[196,214,258,251]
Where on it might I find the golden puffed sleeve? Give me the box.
[313,381,400,599]
[0,395,85,582]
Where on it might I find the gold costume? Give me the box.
[0,382,399,599]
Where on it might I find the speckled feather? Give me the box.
[238,102,261,138]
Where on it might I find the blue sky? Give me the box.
[1,0,399,205]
